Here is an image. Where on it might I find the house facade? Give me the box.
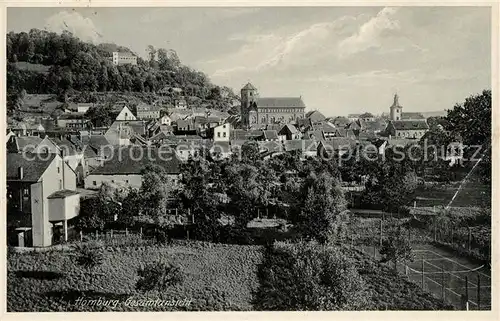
[7,153,79,247]
[213,123,231,141]
[136,104,161,120]
[111,51,137,65]
[115,106,137,121]
[57,113,91,129]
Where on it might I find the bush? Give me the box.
[254,241,367,310]
[154,229,170,245]
[135,261,184,292]
[74,243,104,270]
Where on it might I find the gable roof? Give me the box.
[279,124,298,135]
[89,147,180,175]
[242,83,257,90]
[255,97,306,109]
[305,129,325,141]
[321,122,337,133]
[263,130,279,140]
[332,116,351,128]
[306,110,326,122]
[402,112,425,120]
[391,120,429,130]
[7,136,43,153]
[7,153,57,182]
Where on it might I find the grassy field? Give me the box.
[414,181,490,209]
[7,237,454,311]
[8,241,263,311]
[15,61,51,74]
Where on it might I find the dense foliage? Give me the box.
[254,241,367,310]
[7,29,239,115]
[136,261,185,292]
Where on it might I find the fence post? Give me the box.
[80,230,83,242]
[468,227,472,251]
[96,230,99,240]
[379,219,383,247]
[477,274,481,310]
[140,227,143,238]
[441,263,445,299]
[125,228,128,236]
[465,275,469,309]
[433,216,437,242]
[111,229,113,238]
[421,259,425,290]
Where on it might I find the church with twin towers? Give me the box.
[240,83,306,127]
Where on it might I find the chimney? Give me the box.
[18,167,24,179]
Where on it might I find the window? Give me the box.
[223,125,226,129]
[57,167,60,174]
[223,132,226,138]
[217,132,221,138]
[93,181,97,186]
[23,188,29,196]
[111,180,114,183]
[126,180,129,183]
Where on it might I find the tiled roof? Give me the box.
[263,130,279,140]
[259,141,283,153]
[279,124,298,134]
[402,112,425,120]
[306,110,326,122]
[7,153,57,182]
[359,112,374,118]
[322,122,337,133]
[89,147,180,175]
[305,130,325,141]
[7,136,43,153]
[332,116,351,128]
[391,120,429,130]
[256,97,306,109]
[47,189,80,199]
[242,83,257,90]
[88,135,110,149]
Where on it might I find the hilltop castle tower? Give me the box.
[390,93,403,121]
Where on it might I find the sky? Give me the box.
[7,6,491,116]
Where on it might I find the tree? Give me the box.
[254,241,367,310]
[294,172,348,244]
[136,261,184,292]
[379,226,415,271]
[74,242,104,286]
[177,157,223,241]
[139,164,174,227]
[444,90,491,183]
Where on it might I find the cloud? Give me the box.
[337,7,400,58]
[45,10,102,43]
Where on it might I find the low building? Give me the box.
[278,124,301,140]
[136,103,161,120]
[77,103,94,114]
[84,147,181,190]
[160,115,172,126]
[57,113,91,130]
[111,51,137,65]
[385,120,429,140]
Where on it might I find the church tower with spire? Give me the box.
[390,93,403,121]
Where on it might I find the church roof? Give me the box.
[256,97,306,109]
[391,120,429,130]
[242,83,257,90]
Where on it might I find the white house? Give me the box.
[160,115,172,126]
[115,106,137,121]
[7,153,79,247]
[77,103,93,114]
[213,123,231,141]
